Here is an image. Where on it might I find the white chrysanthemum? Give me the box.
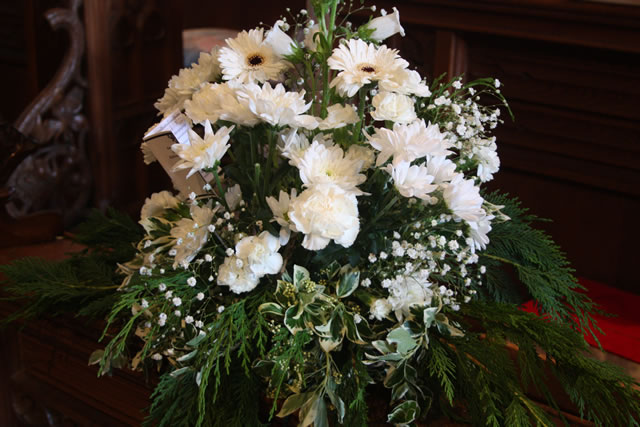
[370,299,392,321]
[172,121,234,178]
[379,68,431,97]
[288,185,360,251]
[236,82,318,129]
[170,204,216,268]
[155,48,221,115]
[235,231,283,277]
[426,155,457,184]
[295,140,367,195]
[385,161,437,200]
[265,20,296,57]
[474,144,500,182]
[328,38,408,97]
[370,91,417,123]
[318,104,359,130]
[218,28,288,84]
[386,274,433,321]
[366,119,453,166]
[443,174,485,223]
[140,141,156,165]
[345,145,375,171]
[266,189,298,244]
[217,255,259,294]
[468,214,494,252]
[139,191,181,233]
[184,82,259,127]
[365,7,405,41]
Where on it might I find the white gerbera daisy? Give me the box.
[172,121,234,178]
[295,140,367,195]
[328,38,408,97]
[235,82,318,129]
[365,119,453,166]
[218,28,288,84]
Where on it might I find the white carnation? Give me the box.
[288,185,360,251]
[235,231,283,277]
[217,255,260,294]
[370,91,417,123]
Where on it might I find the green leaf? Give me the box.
[387,400,418,424]
[186,330,207,347]
[336,270,360,298]
[176,350,198,363]
[314,397,329,427]
[293,265,310,289]
[387,327,418,355]
[284,305,306,334]
[169,367,190,378]
[344,312,366,344]
[298,393,321,427]
[258,302,284,317]
[326,387,346,423]
[88,349,104,366]
[423,307,439,331]
[276,391,315,418]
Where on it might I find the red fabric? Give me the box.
[522,278,640,363]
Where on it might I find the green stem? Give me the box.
[212,166,230,211]
[363,195,399,232]
[353,87,367,143]
[320,0,339,118]
[263,129,276,199]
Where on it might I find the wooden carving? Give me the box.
[2,0,91,236]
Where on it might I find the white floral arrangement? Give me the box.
[21,1,632,426]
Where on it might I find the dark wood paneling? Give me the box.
[379,0,640,292]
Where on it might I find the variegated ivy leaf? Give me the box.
[258,302,284,317]
[293,265,310,290]
[387,326,418,355]
[336,270,359,298]
[387,399,418,424]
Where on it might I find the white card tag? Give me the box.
[144,110,190,145]
[144,133,207,196]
